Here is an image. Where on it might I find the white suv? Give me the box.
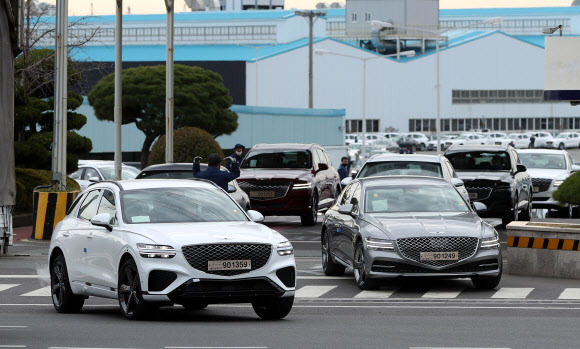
[48,179,296,320]
[546,132,580,149]
[405,133,430,150]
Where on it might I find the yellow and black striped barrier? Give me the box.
[32,191,79,240]
[507,236,580,251]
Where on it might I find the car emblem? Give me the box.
[215,235,235,240]
[430,238,449,248]
[429,231,446,235]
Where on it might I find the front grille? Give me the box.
[148,270,177,292]
[276,266,296,288]
[372,258,499,273]
[532,178,552,193]
[238,181,291,201]
[182,244,272,276]
[397,237,479,268]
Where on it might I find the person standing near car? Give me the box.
[337,157,349,181]
[225,144,245,172]
[193,154,240,191]
[529,134,537,149]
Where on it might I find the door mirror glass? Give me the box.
[451,178,464,187]
[90,213,113,231]
[472,202,487,213]
[88,176,100,183]
[571,165,580,172]
[247,210,264,223]
[318,163,329,171]
[516,164,527,173]
[338,204,354,215]
[227,184,237,193]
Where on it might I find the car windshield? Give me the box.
[99,166,140,180]
[241,150,312,169]
[446,151,511,171]
[365,185,469,213]
[358,161,443,178]
[556,134,568,138]
[506,135,519,139]
[121,187,247,224]
[454,136,468,140]
[518,153,567,170]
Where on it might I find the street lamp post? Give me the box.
[114,0,122,180]
[315,49,415,162]
[371,18,502,155]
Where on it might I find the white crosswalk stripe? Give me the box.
[20,286,51,297]
[491,287,534,299]
[295,285,336,298]
[0,284,19,292]
[422,288,464,299]
[558,288,580,299]
[354,290,396,299]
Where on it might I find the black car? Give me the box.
[444,145,532,226]
[395,135,420,153]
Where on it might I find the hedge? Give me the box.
[148,127,224,166]
[15,168,80,214]
[552,171,580,206]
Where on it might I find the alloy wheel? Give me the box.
[353,245,366,285]
[322,232,330,270]
[51,259,66,308]
[513,201,519,221]
[119,263,140,316]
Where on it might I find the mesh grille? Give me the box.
[238,181,291,201]
[464,182,493,200]
[148,270,177,292]
[397,237,479,268]
[182,244,272,276]
[532,178,552,193]
[276,266,296,288]
[372,258,499,273]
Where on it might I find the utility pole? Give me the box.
[165,0,174,163]
[114,0,122,180]
[53,0,68,189]
[295,10,326,109]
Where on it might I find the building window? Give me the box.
[346,119,378,133]
[452,89,544,104]
[365,13,371,22]
[351,13,358,22]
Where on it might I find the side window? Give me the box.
[66,192,86,216]
[339,183,356,206]
[350,184,362,214]
[69,169,83,180]
[83,167,100,180]
[315,149,327,165]
[97,190,118,225]
[311,149,322,169]
[78,190,102,220]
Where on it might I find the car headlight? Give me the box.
[136,243,176,258]
[554,180,564,187]
[365,237,394,251]
[480,236,499,249]
[277,241,294,256]
[293,183,310,190]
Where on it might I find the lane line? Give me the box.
[165,347,268,349]
[422,289,464,299]
[295,285,337,298]
[0,284,19,292]
[0,326,28,328]
[355,290,396,299]
[491,288,534,299]
[411,347,510,349]
[296,276,350,280]
[48,347,143,349]
[0,346,26,348]
[0,276,42,279]
[558,288,580,300]
[20,286,51,297]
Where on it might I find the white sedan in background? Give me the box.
[546,132,580,149]
[483,132,507,145]
[496,133,531,148]
[48,179,296,320]
[444,134,487,148]
[70,164,140,191]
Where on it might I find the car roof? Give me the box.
[140,163,193,171]
[516,149,568,155]
[356,175,450,187]
[80,164,133,169]
[446,144,509,152]
[91,179,219,191]
[367,153,443,163]
[252,143,319,150]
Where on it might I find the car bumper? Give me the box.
[532,190,569,209]
[248,190,312,216]
[471,188,513,218]
[137,249,296,304]
[365,247,502,278]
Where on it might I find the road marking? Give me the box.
[296,276,350,280]
[0,275,41,279]
[49,347,143,349]
[0,326,27,328]
[166,347,268,349]
[20,286,51,297]
[422,289,464,299]
[354,290,396,299]
[0,346,26,348]
[295,285,336,298]
[411,347,510,349]
[558,288,580,299]
[0,284,19,292]
[491,288,534,299]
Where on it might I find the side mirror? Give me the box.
[227,184,237,193]
[338,204,354,215]
[571,165,580,173]
[318,163,329,171]
[90,213,113,232]
[247,210,264,223]
[341,177,352,187]
[88,176,100,183]
[516,164,527,173]
[451,178,464,187]
[472,202,487,213]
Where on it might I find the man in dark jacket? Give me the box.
[193,154,240,191]
[225,143,245,172]
[337,157,349,181]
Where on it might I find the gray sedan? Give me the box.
[321,176,502,290]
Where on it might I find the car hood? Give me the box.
[455,171,511,182]
[239,169,311,181]
[526,168,568,180]
[124,221,281,248]
[366,213,483,240]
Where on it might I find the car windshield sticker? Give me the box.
[131,216,150,223]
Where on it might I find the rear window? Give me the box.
[446,151,511,171]
[241,150,312,169]
[136,170,194,179]
[358,161,442,178]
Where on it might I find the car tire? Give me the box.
[419,143,426,151]
[322,229,345,276]
[50,254,85,313]
[502,199,519,226]
[118,258,156,320]
[300,192,318,226]
[353,240,377,290]
[182,301,208,311]
[520,197,532,221]
[559,143,565,150]
[471,271,502,290]
[411,145,417,153]
[252,296,294,320]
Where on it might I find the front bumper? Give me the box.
[365,247,502,278]
[532,189,568,209]
[248,189,312,216]
[469,188,513,218]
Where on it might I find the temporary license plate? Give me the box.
[208,260,251,271]
[420,252,459,261]
[469,192,478,199]
[250,191,275,198]
[533,186,540,193]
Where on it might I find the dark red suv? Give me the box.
[237,144,341,226]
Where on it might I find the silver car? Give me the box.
[321,176,501,290]
[517,149,580,217]
[342,153,470,203]
[70,163,140,191]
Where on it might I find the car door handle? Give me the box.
[62,232,70,237]
[87,233,93,239]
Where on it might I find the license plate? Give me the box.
[420,252,459,261]
[250,191,275,198]
[469,192,478,199]
[208,260,251,271]
[533,186,540,193]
